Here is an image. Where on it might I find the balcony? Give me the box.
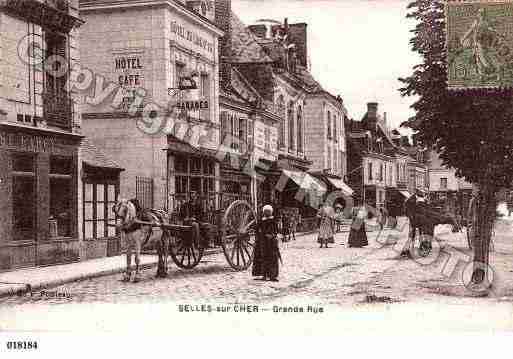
[2,0,82,33]
[43,92,72,130]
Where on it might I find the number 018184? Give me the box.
[6,341,38,350]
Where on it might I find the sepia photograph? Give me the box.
[1,0,513,353]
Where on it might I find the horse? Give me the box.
[112,199,170,282]
[403,195,462,257]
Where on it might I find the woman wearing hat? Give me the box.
[252,205,281,282]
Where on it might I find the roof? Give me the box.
[81,138,124,170]
[230,12,273,63]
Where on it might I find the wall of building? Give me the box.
[0,7,81,131]
[79,2,221,209]
[80,117,168,208]
[304,95,346,176]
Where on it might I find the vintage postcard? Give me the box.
[1,0,513,353]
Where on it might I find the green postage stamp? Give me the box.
[446,0,513,89]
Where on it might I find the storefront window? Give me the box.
[172,155,216,197]
[83,181,118,239]
[12,153,36,241]
[49,156,72,238]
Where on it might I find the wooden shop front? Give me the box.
[0,124,81,271]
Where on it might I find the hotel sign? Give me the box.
[171,21,214,53]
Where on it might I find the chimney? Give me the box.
[215,0,232,88]
[288,22,308,67]
[367,102,378,119]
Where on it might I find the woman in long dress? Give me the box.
[252,205,281,282]
[348,199,369,248]
[317,204,335,248]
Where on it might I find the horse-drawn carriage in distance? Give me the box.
[112,195,257,281]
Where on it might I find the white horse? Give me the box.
[112,199,170,282]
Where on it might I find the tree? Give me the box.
[399,0,513,288]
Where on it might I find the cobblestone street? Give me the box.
[2,219,513,332]
[2,219,513,307]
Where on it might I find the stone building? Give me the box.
[78,0,224,218]
[346,103,403,211]
[0,0,84,270]
[426,149,472,215]
[213,1,328,220]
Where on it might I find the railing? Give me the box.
[43,92,72,129]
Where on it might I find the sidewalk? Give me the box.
[0,230,319,299]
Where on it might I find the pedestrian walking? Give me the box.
[252,205,281,282]
[317,204,335,248]
[348,198,369,248]
[378,207,387,230]
[281,214,291,242]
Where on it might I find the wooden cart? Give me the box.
[157,200,257,271]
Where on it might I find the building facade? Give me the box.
[346,102,400,211]
[426,149,472,215]
[304,92,347,178]
[0,0,84,270]
[78,0,223,218]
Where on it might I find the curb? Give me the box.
[0,232,320,299]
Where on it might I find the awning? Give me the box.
[282,169,327,194]
[81,138,124,171]
[399,190,411,199]
[166,136,221,162]
[326,178,354,196]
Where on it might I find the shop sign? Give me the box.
[114,56,144,108]
[0,131,72,154]
[170,21,214,53]
[175,100,209,111]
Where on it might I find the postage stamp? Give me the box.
[446,0,513,89]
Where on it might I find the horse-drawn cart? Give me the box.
[136,200,257,271]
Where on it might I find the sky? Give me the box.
[232,0,421,133]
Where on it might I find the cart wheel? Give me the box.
[222,200,256,271]
[169,225,204,269]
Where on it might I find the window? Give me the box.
[44,31,67,97]
[288,101,295,150]
[340,151,344,176]
[264,127,271,152]
[173,154,216,196]
[175,62,185,88]
[297,106,303,152]
[368,162,373,181]
[379,163,384,181]
[83,182,118,239]
[239,118,247,153]
[12,153,36,241]
[333,115,337,141]
[277,95,285,148]
[440,178,448,190]
[49,156,73,238]
[327,111,331,139]
[136,176,154,209]
[200,73,210,122]
[327,148,331,171]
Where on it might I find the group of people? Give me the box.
[316,199,369,249]
[252,198,377,282]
